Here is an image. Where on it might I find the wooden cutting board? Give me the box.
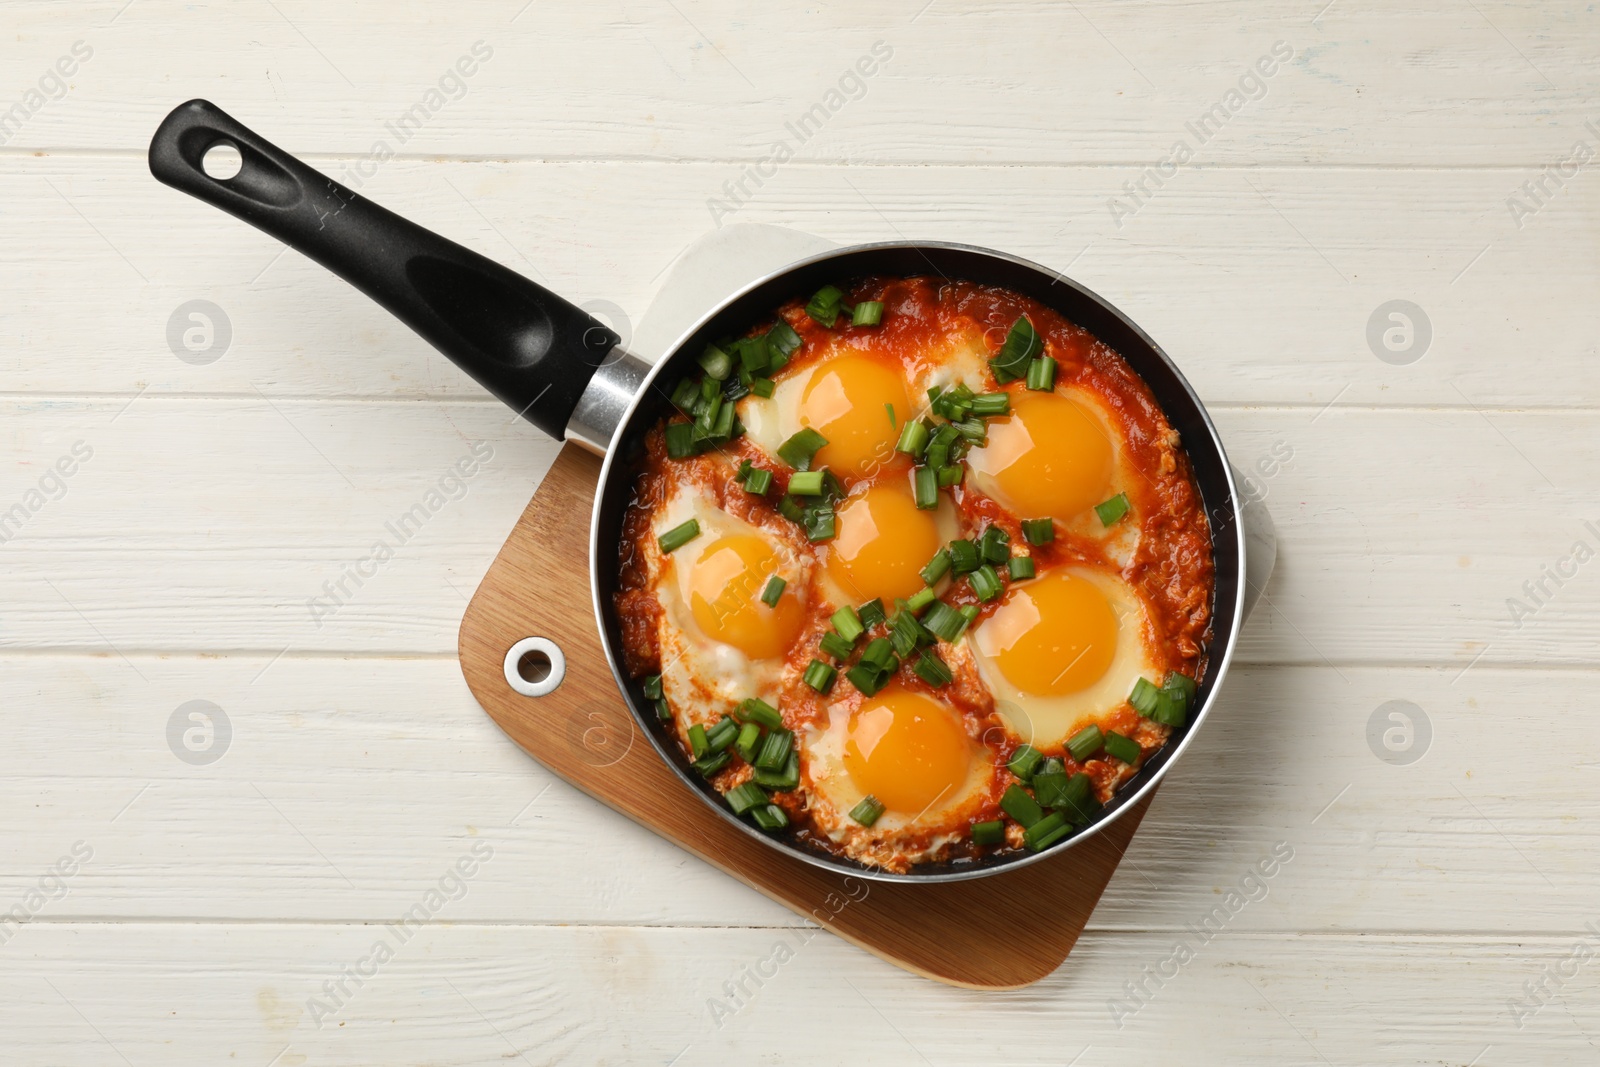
[458,443,1152,989]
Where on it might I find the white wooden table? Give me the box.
[3,2,1596,1062]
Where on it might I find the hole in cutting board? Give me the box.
[502,636,565,697]
[516,648,552,684]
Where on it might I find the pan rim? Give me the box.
[588,239,1247,884]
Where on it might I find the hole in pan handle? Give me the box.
[147,99,619,441]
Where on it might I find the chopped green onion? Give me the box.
[1095,493,1130,526]
[978,525,1010,564]
[1000,783,1045,828]
[688,723,709,759]
[1129,677,1161,716]
[654,696,672,720]
[948,539,980,574]
[857,598,886,630]
[735,721,762,763]
[699,343,733,380]
[1164,670,1198,705]
[913,466,938,509]
[860,637,897,670]
[970,392,1010,417]
[931,383,974,421]
[803,659,837,694]
[1024,811,1072,851]
[1038,756,1064,778]
[735,337,770,376]
[905,585,937,614]
[1021,518,1055,545]
[968,563,1003,601]
[777,427,829,470]
[926,424,959,468]
[760,575,786,607]
[642,674,663,700]
[737,698,783,730]
[658,518,700,554]
[990,316,1041,384]
[706,716,739,753]
[788,470,826,496]
[803,506,835,542]
[913,649,953,687]
[767,320,802,359]
[751,377,776,400]
[664,421,699,460]
[1058,773,1100,824]
[669,378,700,413]
[753,750,800,791]
[1026,355,1057,391]
[958,604,979,626]
[742,466,773,495]
[777,495,805,523]
[695,392,722,434]
[952,418,988,443]
[819,631,856,661]
[1008,556,1035,581]
[921,600,969,643]
[889,611,924,658]
[851,300,884,326]
[750,803,789,831]
[937,465,963,487]
[1007,744,1044,781]
[895,419,931,458]
[1031,769,1071,808]
[708,398,736,443]
[849,795,886,826]
[726,781,770,815]
[832,605,864,642]
[845,662,892,697]
[1149,691,1187,727]
[971,819,1005,846]
[820,469,845,502]
[1103,730,1141,765]
[805,285,846,327]
[755,728,794,772]
[692,750,732,776]
[920,548,952,585]
[1067,725,1105,762]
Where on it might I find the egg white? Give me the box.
[649,483,813,729]
[967,565,1161,750]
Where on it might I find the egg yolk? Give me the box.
[966,391,1115,519]
[844,687,972,815]
[978,570,1120,695]
[688,534,804,659]
[798,356,911,480]
[825,479,943,604]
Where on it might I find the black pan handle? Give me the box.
[149,99,617,440]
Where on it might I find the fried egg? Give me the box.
[821,474,959,607]
[741,352,912,482]
[804,684,998,859]
[966,387,1142,565]
[651,486,812,724]
[969,565,1161,749]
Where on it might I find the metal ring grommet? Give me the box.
[504,637,565,697]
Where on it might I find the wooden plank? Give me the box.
[0,396,1595,667]
[3,158,1596,407]
[0,654,1588,934]
[2,0,1595,165]
[0,924,1591,1064]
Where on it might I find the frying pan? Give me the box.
[149,99,1247,882]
